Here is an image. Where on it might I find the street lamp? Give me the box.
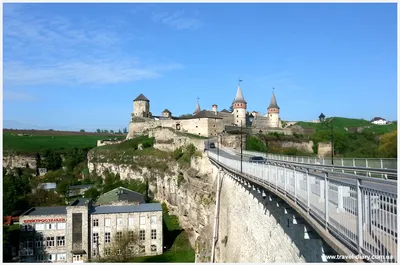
[249,113,254,127]
[319,113,334,165]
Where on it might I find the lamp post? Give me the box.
[319,113,334,165]
[240,120,243,173]
[217,130,225,162]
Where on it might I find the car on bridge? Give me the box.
[249,156,265,163]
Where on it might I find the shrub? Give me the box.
[173,148,184,160]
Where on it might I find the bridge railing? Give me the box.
[208,152,398,263]
[241,150,398,170]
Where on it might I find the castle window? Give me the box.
[236,110,238,113]
[237,115,238,118]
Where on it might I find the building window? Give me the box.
[93,219,99,227]
[150,216,156,225]
[140,216,146,225]
[35,224,45,231]
[35,237,43,247]
[117,218,123,226]
[116,231,122,240]
[93,249,98,257]
[93,233,99,244]
[57,222,66,230]
[46,237,55,247]
[25,240,33,248]
[151,229,157,240]
[236,110,238,113]
[105,218,111,227]
[57,254,66,261]
[236,115,238,118]
[37,254,44,261]
[47,254,56,261]
[129,231,135,240]
[46,223,56,230]
[139,230,145,241]
[151,245,157,252]
[104,248,111,256]
[105,232,111,243]
[57,236,65,246]
[128,217,134,227]
[26,225,33,231]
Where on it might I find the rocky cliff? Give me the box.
[87,130,217,262]
[3,154,37,169]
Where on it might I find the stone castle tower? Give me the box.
[265,91,281,128]
[132,94,151,118]
[232,84,247,127]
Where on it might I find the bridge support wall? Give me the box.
[214,170,334,262]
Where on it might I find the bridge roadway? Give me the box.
[210,147,397,194]
[208,147,398,263]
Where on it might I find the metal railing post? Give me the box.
[324,172,329,230]
[306,169,310,214]
[356,178,363,253]
[284,165,287,195]
[275,165,278,190]
[294,167,297,203]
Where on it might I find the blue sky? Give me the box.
[3,3,397,131]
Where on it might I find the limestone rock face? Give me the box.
[87,149,217,263]
[3,155,36,169]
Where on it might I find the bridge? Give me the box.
[207,147,397,263]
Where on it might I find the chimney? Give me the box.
[212,104,218,114]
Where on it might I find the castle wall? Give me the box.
[127,120,161,139]
[179,118,210,137]
[207,119,225,137]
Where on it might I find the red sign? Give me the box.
[23,218,65,223]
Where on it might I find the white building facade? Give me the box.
[18,199,163,263]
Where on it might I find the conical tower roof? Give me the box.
[268,91,279,109]
[232,85,247,104]
[134,93,150,102]
[193,99,201,114]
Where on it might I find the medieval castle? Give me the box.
[126,85,283,139]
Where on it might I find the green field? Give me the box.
[296,117,397,134]
[3,132,125,155]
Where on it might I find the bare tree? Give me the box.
[100,229,139,262]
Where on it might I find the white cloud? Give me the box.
[3,4,183,87]
[151,10,202,30]
[4,60,183,86]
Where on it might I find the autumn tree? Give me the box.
[378,130,397,158]
[100,229,139,262]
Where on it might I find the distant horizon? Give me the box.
[3,3,397,129]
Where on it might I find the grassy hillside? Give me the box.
[3,130,125,155]
[296,117,397,134]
